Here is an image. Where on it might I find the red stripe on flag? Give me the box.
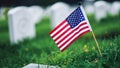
[49,20,66,34]
[51,23,69,38]
[61,30,90,52]
[56,22,88,45]
[58,26,89,48]
[54,27,71,41]
[54,22,87,42]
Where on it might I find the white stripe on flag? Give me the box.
[53,25,70,40]
[58,23,89,47]
[55,21,87,44]
[54,21,88,44]
[50,22,68,37]
[60,28,90,51]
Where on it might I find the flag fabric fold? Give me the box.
[49,6,92,52]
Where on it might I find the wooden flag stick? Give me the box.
[91,31,102,57]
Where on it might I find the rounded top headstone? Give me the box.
[50,2,70,28]
[94,1,110,22]
[28,5,44,24]
[112,1,120,11]
[8,6,36,44]
[28,6,44,14]
[51,2,69,10]
[109,1,120,15]
[8,6,28,15]
[94,1,108,7]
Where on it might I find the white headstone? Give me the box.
[28,6,44,24]
[94,1,110,21]
[109,1,120,16]
[84,0,95,14]
[50,2,70,28]
[8,6,36,44]
[23,63,60,68]
[85,5,95,14]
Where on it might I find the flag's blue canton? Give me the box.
[66,7,85,28]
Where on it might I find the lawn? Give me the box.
[0,14,120,68]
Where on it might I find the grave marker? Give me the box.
[50,2,70,28]
[109,1,120,16]
[8,6,36,44]
[94,1,110,21]
[85,5,95,14]
[28,6,44,24]
[23,63,60,68]
[84,0,95,14]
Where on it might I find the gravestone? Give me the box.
[85,5,95,14]
[28,6,44,24]
[109,1,120,16]
[94,1,110,21]
[50,2,70,28]
[23,63,60,68]
[8,6,36,44]
[84,0,95,14]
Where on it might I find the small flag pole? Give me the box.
[91,31,102,57]
[78,0,102,57]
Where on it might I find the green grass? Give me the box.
[0,15,120,68]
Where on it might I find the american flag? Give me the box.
[49,6,92,52]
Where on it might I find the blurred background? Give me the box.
[0,0,120,68]
[0,0,119,6]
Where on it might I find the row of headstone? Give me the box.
[84,1,120,21]
[48,1,120,28]
[8,2,73,44]
[7,1,120,44]
[8,6,44,44]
